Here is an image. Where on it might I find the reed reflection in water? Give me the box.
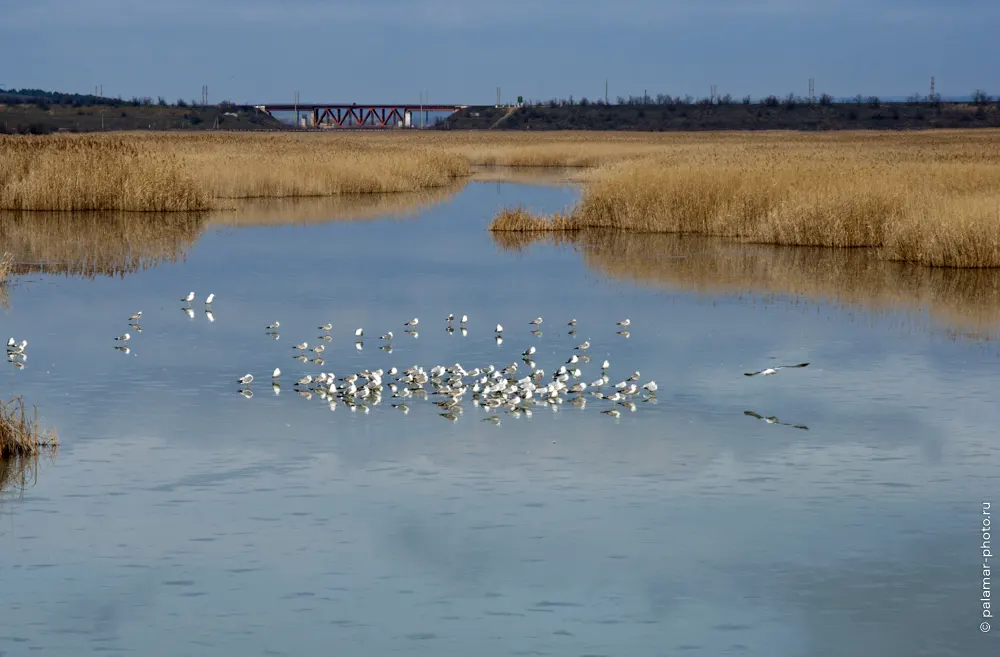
[494,229,1000,340]
[0,184,467,281]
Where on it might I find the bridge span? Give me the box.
[255,103,467,129]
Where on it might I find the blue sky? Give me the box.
[0,0,995,105]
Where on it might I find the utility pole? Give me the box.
[930,76,936,103]
[294,90,299,127]
[808,77,815,103]
[605,79,608,105]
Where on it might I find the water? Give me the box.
[1,181,998,656]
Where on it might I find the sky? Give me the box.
[0,0,995,105]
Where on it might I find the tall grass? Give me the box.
[0,251,11,282]
[489,130,1000,267]
[0,135,209,211]
[0,397,57,460]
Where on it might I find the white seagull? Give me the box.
[568,319,577,326]
[181,292,195,303]
[205,293,215,305]
[617,318,630,327]
[293,342,308,350]
[461,315,468,324]
[128,311,142,321]
[575,340,590,350]
[529,317,543,325]
[405,318,419,327]
[744,362,810,377]
[318,323,332,331]
[115,333,131,342]
[495,324,503,333]
[237,373,253,385]
[355,328,364,337]
[266,321,280,330]
[272,368,281,379]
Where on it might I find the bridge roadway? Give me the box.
[255,103,468,129]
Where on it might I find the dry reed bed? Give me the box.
[489,130,1000,268]
[495,229,1000,339]
[0,397,56,460]
[0,211,204,278]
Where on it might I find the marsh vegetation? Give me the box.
[0,396,56,460]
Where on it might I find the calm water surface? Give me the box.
[1,182,998,657]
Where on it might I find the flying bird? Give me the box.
[744,363,810,377]
[744,410,809,430]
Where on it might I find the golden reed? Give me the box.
[489,130,1000,267]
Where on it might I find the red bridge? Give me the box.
[255,103,467,129]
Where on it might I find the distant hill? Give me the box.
[0,87,287,133]
[437,98,1000,132]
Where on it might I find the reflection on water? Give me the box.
[0,211,204,279]
[211,184,465,227]
[497,229,1000,340]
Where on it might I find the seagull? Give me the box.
[272,368,281,379]
[310,345,325,353]
[617,318,630,327]
[205,293,215,305]
[744,363,810,377]
[405,318,419,327]
[566,354,579,364]
[575,340,590,350]
[355,328,363,337]
[495,324,503,333]
[446,313,454,322]
[568,319,577,326]
[380,332,393,340]
[295,375,313,386]
[529,317,543,325]
[744,410,809,430]
[6,337,14,347]
[460,315,468,324]
[642,381,658,393]
[601,360,610,370]
[237,373,253,385]
[522,346,536,357]
[128,311,142,321]
[115,333,131,342]
[266,321,280,330]
[181,291,195,303]
[293,342,308,350]
[318,323,332,331]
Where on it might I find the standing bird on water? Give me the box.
[405,318,419,327]
[181,292,195,304]
[128,311,142,322]
[237,373,254,385]
[115,333,131,342]
[530,317,543,326]
[318,323,332,331]
[495,324,504,333]
[568,319,577,327]
[266,321,280,330]
[617,318,630,327]
[205,293,215,305]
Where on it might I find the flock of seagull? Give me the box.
[229,309,655,423]
[6,289,812,428]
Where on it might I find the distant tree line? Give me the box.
[522,89,996,109]
[0,87,241,110]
